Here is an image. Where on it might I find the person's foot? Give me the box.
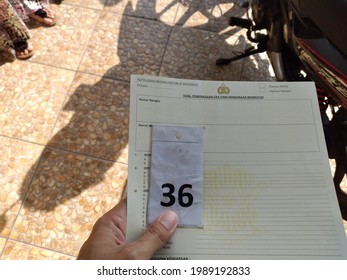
[29,8,56,27]
[14,40,34,60]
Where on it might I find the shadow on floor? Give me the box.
[0,0,273,234]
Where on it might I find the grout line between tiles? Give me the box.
[75,69,131,83]
[46,68,76,141]
[158,25,174,76]
[43,145,129,166]
[0,133,128,165]
[5,237,77,259]
[5,148,47,244]
[0,237,8,259]
[56,2,105,13]
[74,9,104,75]
[101,1,180,25]
[169,0,181,25]
[16,58,131,84]
[19,59,76,73]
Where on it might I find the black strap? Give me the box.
[34,9,48,18]
[13,40,28,52]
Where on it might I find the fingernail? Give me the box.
[158,211,178,232]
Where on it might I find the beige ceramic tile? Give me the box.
[0,61,74,144]
[175,0,245,32]
[79,12,171,81]
[0,137,45,238]
[60,0,106,10]
[104,0,179,24]
[10,148,127,256]
[48,73,129,163]
[27,4,100,70]
[1,240,73,260]
[160,26,245,80]
[0,237,6,254]
[241,52,275,81]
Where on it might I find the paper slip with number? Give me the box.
[126,75,347,259]
[148,124,204,228]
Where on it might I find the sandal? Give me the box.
[14,40,34,60]
[29,8,56,27]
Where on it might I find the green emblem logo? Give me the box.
[217,83,230,94]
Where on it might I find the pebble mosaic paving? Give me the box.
[1,0,345,259]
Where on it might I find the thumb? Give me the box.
[128,211,178,259]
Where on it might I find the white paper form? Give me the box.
[126,75,347,259]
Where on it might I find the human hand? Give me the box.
[77,198,178,259]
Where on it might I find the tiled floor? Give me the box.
[0,0,345,259]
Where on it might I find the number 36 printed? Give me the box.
[161,183,193,207]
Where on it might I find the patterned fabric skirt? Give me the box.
[8,0,49,21]
[0,0,30,58]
